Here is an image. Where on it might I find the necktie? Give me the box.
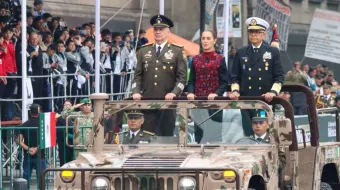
[156,46,161,57]
[254,48,259,53]
[131,133,135,139]
[256,138,262,142]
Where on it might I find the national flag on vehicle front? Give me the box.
[39,112,56,149]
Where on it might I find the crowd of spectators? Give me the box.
[0,0,149,121]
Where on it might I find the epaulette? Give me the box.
[171,43,183,48]
[141,43,153,48]
[143,130,155,136]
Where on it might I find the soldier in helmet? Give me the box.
[131,14,187,136]
[115,110,156,144]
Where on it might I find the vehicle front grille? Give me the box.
[122,156,186,168]
[113,176,174,190]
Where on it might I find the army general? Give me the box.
[229,17,284,136]
[131,15,187,136]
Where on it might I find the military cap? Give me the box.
[125,110,144,119]
[323,84,331,89]
[331,87,337,93]
[245,17,269,31]
[252,110,267,122]
[150,14,174,28]
[80,98,91,104]
[30,103,41,114]
[328,70,334,76]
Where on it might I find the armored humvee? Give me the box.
[44,93,296,190]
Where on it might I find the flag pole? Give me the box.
[159,0,164,14]
[223,0,230,67]
[22,0,28,122]
[95,0,101,93]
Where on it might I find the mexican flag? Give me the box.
[39,112,56,149]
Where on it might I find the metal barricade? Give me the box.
[0,71,134,107]
[0,125,91,190]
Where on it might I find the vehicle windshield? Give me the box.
[101,100,274,146]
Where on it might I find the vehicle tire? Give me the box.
[320,182,333,190]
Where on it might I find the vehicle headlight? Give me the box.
[223,170,236,183]
[92,177,110,190]
[178,177,196,190]
[60,170,75,183]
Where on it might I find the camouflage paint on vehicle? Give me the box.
[52,96,293,190]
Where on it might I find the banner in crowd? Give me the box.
[39,112,56,149]
[304,9,340,64]
[216,0,242,38]
[255,0,291,51]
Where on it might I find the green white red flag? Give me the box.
[39,112,56,149]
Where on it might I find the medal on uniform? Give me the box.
[170,66,173,70]
[263,52,272,59]
[245,59,248,62]
[145,51,152,58]
[163,66,166,70]
[165,50,173,59]
[265,67,268,70]
[265,62,269,67]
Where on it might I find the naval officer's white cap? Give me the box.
[245,17,269,31]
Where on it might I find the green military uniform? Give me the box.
[116,130,155,144]
[250,133,270,143]
[61,98,94,158]
[251,112,286,171]
[131,14,187,136]
[321,85,336,108]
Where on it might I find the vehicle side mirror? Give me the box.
[273,118,292,146]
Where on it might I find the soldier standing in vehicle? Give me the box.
[115,110,155,144]
[229,17,284,136]
[131,14,187,136]
[61,97,94,157]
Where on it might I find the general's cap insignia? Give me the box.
[250,19,257,26]
[156,15,162,24]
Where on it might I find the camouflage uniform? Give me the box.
[61,106,94,158]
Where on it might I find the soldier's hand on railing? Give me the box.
[132,93,142,101]
[85,73,89,79]
[262,92,276,102]
[187,93,195,100]
[0,77,7,85]
[208,93,218,100]
[165,93,176,100]
[229,91,240,100]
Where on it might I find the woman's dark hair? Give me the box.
[202,29,217,39]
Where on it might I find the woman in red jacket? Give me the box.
[0,33,7,98]
[187,30,228,100]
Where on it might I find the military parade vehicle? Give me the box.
[43,85,340,190]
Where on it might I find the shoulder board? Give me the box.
[143,130,155,136]
[141,43,153,48]
[171,43,183,48]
